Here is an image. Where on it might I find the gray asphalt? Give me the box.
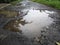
[0,0,60,45]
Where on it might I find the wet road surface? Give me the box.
[0,0,60,45]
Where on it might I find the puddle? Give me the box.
[17,9,54,38]
[3,18,28,32]
[3,9,54,38]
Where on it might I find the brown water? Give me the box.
[17,9,54,38]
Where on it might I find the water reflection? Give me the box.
[3,18,27,32]
[17,9,54,38]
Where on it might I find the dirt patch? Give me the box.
[0,10,18,18]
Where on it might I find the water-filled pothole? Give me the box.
[18,9,54,38]
[4,9,54,38]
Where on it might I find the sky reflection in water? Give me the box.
[18,9,54,38]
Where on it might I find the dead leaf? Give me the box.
[56,42,60,45]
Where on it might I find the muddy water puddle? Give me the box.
[3,18,27,32]
[4,9,55,38]
[0,10,18,18]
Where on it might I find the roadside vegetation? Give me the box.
[10,0,22,5]
[0,0,17,3]
[0,0,21,3]
[32,0,60,9]
[0,0,22,5]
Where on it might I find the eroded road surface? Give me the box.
[0,0,60,45]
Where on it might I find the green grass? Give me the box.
[32,0,60,9]
[10,0,22,5]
